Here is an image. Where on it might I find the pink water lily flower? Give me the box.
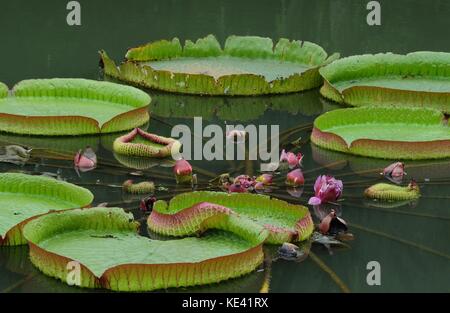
[280,149,303,169]
[233,175,255,189]
[226,130,246,143]
[308,175,343,205]
[228,183,248,193]
[74,146,97,172]
[286,169,305,187]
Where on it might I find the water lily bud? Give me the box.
[140,196,157,213]
[173,159,193,184]
[286,169,305,186]
[256,174,273,185]
[74,146,97,172]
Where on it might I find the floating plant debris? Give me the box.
[0,79,150,135]
[148,191,314,244]
[318,210,348,235]
[140,195,157,213]
[311,107,450,159]
[113,128,181,158]
[277,242,309,262]
[100,34,338,95]
[364,180,421,201]
[0,173,93,246]
[319,52,450,112]
[23,207,267,291]
[0,145,31,165]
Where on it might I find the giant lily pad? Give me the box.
[148,191,314,244]
[319,52,450,111]
[0,79,151,135]
[100,34,338,95]
[311,107,450,159]
[23,207,267,291]
[0,173,93,246]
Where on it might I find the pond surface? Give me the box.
[0,0,449,293]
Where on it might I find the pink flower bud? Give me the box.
[286,169,305,187]
[74,146,97,172]
[173,159,193,184]
[255,174,273,185]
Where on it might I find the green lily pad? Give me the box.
[0,173,93,246]
[23,207,267,291]
[319,52,450,111]
[149,191,314,244]
[0,82,8,98]
[100,34,338,95]
[0,79,151,135]
[364,182,421,201]
[311,107,450,159]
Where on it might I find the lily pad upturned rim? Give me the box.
[100,34,339,95]
[0,78,151,136]
[23,207,266,291]
[0,173,94,246]
[113,127,181,158]
[148,191,314,244]
[311,106,450,160]
[319,51,450,111]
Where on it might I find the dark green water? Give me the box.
[0,0,449,293]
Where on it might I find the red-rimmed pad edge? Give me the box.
[23,207,267,291]
[311,106,450,160]
[319,52,450,112]
[0,173,94,246]
[148,191,314,244]
[0,78,151,135]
